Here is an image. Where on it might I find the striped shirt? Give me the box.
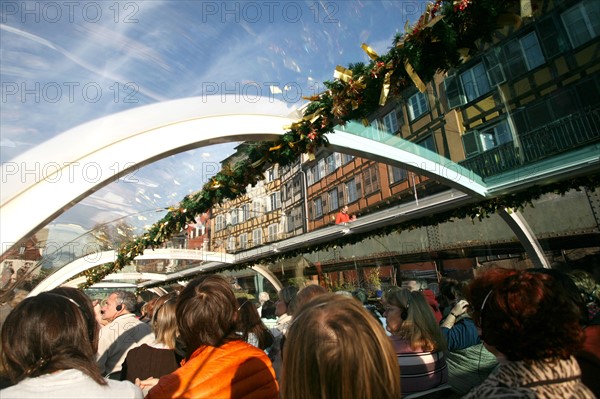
[389,336,448,394]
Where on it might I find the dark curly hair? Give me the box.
[465,268,584,361]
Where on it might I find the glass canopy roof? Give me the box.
[1,0,599,296]
[1,1,413,268]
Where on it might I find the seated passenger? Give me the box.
[236,297,274,351]
[463,268,594,398]
[120,292,180,383]
[282,293,400,399]
[1,291,142,398]
[383,287,448,395]
[140,275,278,399]
[438,280,498,395]
[404,279,443,323]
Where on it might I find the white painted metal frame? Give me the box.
[3,97,553,293]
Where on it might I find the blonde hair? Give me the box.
[384,287,446,352]
[152,292,178,349]
[282,294,400,399]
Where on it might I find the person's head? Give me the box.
[341,205,349,214]
[404,279,427,292]
[236,296,274,350]
[383,286,446,352]
[1,292,106,386]
[352,288,368,304]
[261,299,276,319]
[236,297,259,330]
[152,292,179,349]
[293,284,328,316]
[531,268,587,325]
[258,291,270,305]
[276,286,298,317]
[49,287,99,352]
[465,268,584,361]
[439,277,465,302]
[100,290,136,322]
[176,274,238,355]
[282,294,400,399]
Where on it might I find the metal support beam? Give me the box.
[498,207,551,268]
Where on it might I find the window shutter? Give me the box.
[444,75,466,109]
[462,131,479,157]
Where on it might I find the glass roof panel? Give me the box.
[1,0,599,296]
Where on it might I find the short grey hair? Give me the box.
[111,290,137,312]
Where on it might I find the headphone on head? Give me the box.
[116,303,123,312]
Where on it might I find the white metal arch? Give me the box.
[4,96,549,291]
[1,96,300,255]
[29,248,236,295]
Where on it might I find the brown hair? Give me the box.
[293,284,328,316]
[152,292,179,349]
[384,287,446,352]
[176,275,239,356]
[1,292,106,385]
[49,287,99,353]
[465,268,584,361]
[236,297,273,350]
[282,294,400,399]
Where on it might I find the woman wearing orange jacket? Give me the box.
[139,275,278,399]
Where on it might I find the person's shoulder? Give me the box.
[106,379,144,398]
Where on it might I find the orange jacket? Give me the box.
[146,340,278,399]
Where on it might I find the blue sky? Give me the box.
[0,0,427,258]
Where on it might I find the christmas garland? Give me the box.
[81,0,569,288]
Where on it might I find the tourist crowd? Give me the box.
[0,266,598,398]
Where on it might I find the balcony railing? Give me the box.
[460,107,600,178]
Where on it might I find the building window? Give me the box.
[252,228,262,246]
[444,74,467,109]
[383,110,399,133]
[312,197,323,219]
[240,233,248,249]
[462,119,514,157]
[408,91,429,121]
[252,200,263,217]
[328,188,339,213]
[318,159,326,181]
[460,63,491,102]
[417,136,436,153]
[293,175,302,195]
[284,182,292,201]
[268,224,279,242]
[287,207,303,233]
[309,164,321,184]
[346,178,361,203]
[342,153,354,165]
[228,236,236,251]
[266,168,276,182]
[501,32,545,79]
[268,192,280,211]
[240,204,250,222]
[230,209,238,225]
[561,0,600,48]
[363,165,380,195]
[537,16,569,59]
[389,165,407,183]
[215,215,225,231]
[325,154,337,175]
